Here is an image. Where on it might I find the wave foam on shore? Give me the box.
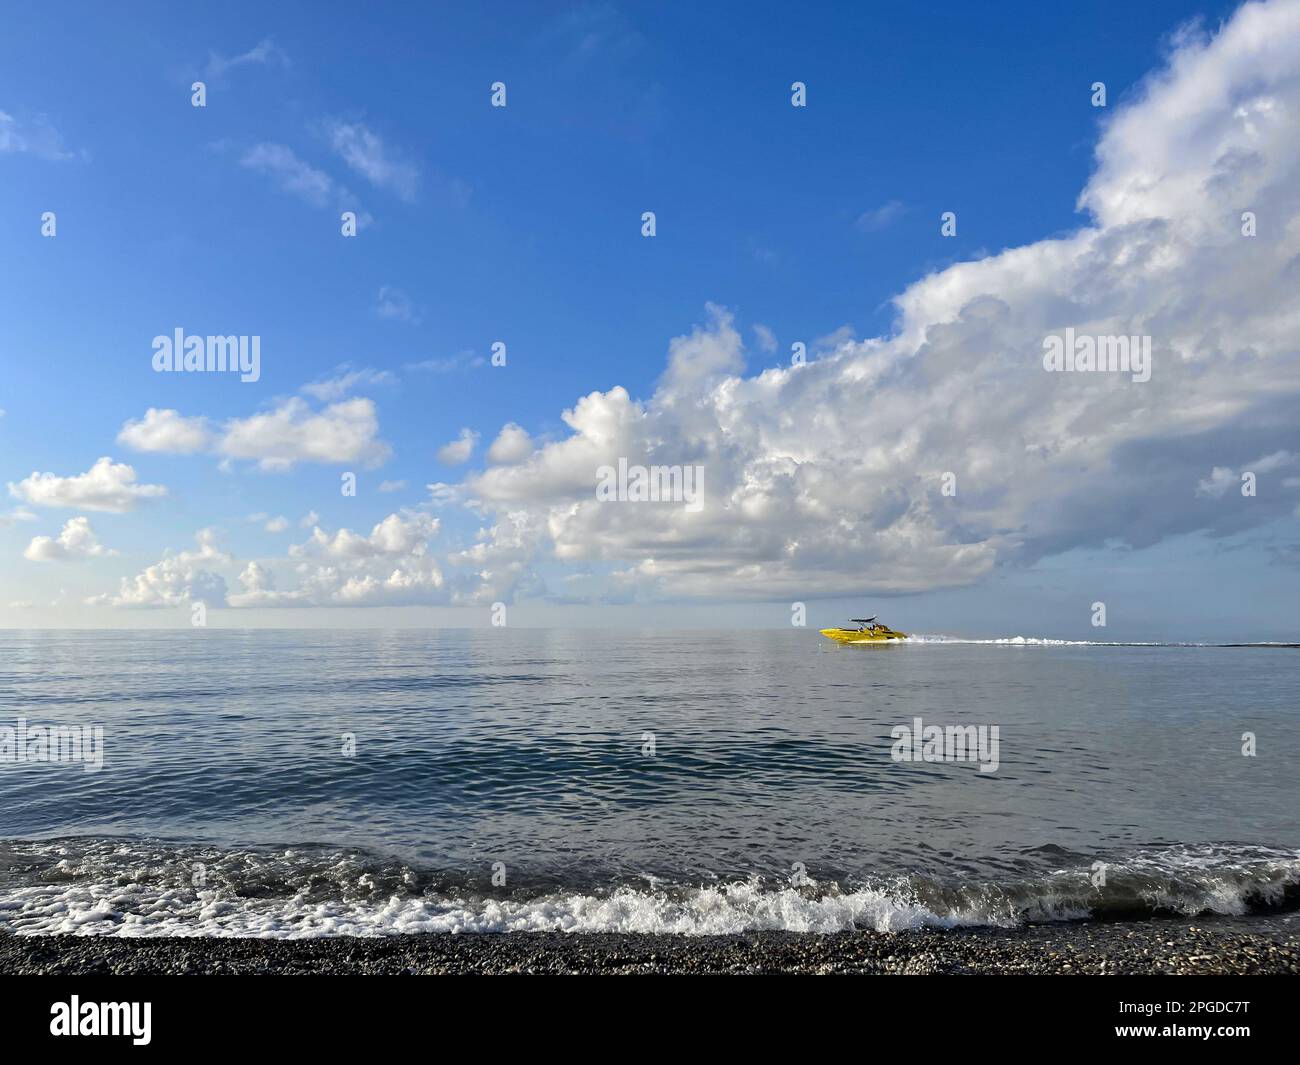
[1,840,1297,938]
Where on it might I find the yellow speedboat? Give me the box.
[819,616,907,643]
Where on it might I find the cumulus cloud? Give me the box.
[291,512,440,560]
[98,513,449,610]
[437,428,479,466]
[265,516,290,533]
[117,408,213,454]
[119,398,391,471]
[24,517,114,561]
[442,509,547,605]
[441,1,1300,601]
[276,512,445,606]
[9,457,167,513]
[221,398,390,471]
[226,560,307,608]
[95,529,230,608]
[486,423,533,465]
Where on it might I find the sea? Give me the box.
[1,629,1297,937]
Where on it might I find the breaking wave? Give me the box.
[1,839,1296,938]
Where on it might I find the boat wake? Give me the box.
[906,635,1299,647]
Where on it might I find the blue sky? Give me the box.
[3,0,1299,639]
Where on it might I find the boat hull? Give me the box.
[819,628,907,644]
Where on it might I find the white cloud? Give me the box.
[9,457,167,513]
[300,510,319,528]
[117,408,213,454]
[657,300,746,393]
[378,479,407,492]
[1196,451,1293,496]
[119,398,392,472]
[1195,466,1237,499]
[248,512,446,607]
[291,512,440,560]
[301,366,397,401]
[226,561,307,608]
[324,563,445,605]
[323,119,419,201]
[265,516,290,533]
[752,324,778,354]
[855,199,905,233]
[486,423,533,465]
[443,1,1300,601]
[0,507,37,526]
[443,510,547,606]
[220,397,390,471]
[405,351,485,372]
[437,428,479,466]
[1250,450,1292,473]
[466,385,641,504]
[203,38,288,82]
[374,286,421,324]
[240,143,334,207]
[0,111,77,160]
[95,529,230,608]
[542,4,645,65]
[239,143,370,225]
[24,517,114,561]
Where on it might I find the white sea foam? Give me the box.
[0,878,965,938]
[908,634,1165,646]
[1,842,1295,938]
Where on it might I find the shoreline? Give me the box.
[4,916,1298,974]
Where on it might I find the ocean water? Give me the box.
[1,629,1297,937]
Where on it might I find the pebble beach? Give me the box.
[4,916,1297,975]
